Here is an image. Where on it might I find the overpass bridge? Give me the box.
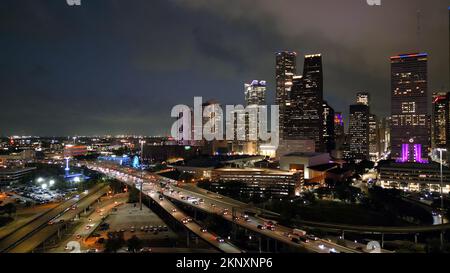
[86,162,366,253]
[0,184,109,253]
[86,162,242,254]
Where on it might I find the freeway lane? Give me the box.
[7,186,110,253]
[86,163,242,253]
[163,188,360,254]
[178,184,280,217]
[0,184,107,253]
[87,162,359,253]
[294,220,450,234]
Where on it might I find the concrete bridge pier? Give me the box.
[186,230,190,247]
[231,223,238,240]
[258,236,262,253]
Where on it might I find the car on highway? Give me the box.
[216,237,225,243]
[200,227,208,233]
[140,247,152,253]
[257,225,266,230]
[299,236,310,243]
[171,208,177,213]
[329,248,339,253]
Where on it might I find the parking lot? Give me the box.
[105,203,178,242]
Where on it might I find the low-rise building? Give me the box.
[0,167,36,186]
[378,161,450,193]
[211,168,303,198]
[279,152,331,181]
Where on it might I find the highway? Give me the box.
[7,186,110,253]
[293,220,450,234]
[87,162,362,253]
[0,184,109,253]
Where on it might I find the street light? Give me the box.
[437,148,447,224]
[139,139,146,211]
[436,148,447,251]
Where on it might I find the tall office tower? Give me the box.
[322,101,336,153]
[356,92,370,106]
[245,80,267,106]
[242,80,267,154]
[432,92,450,149]
[348,104,370,161]
[391,53,429,163]
[369,114,380,161]
[299,54,324,152]
[334,112,345,149]
[284,75,304,139]
[382,117,392,153]
[276,51,297,140]
[447,7,450,164]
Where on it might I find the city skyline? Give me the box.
[1,0,449,136]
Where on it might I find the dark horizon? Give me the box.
[1,0,449,136]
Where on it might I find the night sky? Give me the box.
[1,0,449,136]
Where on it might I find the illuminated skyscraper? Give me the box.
[284,75,304,139]
[242,80,267,154]
[356,92,370,106]
[276,51,297,140]
[369,114,380,161]
[390,53,429,163]
[432,92,450,149]
[334,112,345,150]
[245,80,266,106]
[348,104,370,161]
[322,101,336,153]
[297,54,324,152]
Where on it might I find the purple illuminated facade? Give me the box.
[391,53,430,163]
[398,143,428,163]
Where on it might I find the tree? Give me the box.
[302,191,316,204]
[1,203,16,217]
[127,235,143,253]
[104,232,125,253]
[128,187,140,203]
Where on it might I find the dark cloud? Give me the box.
[0,0,449,136]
